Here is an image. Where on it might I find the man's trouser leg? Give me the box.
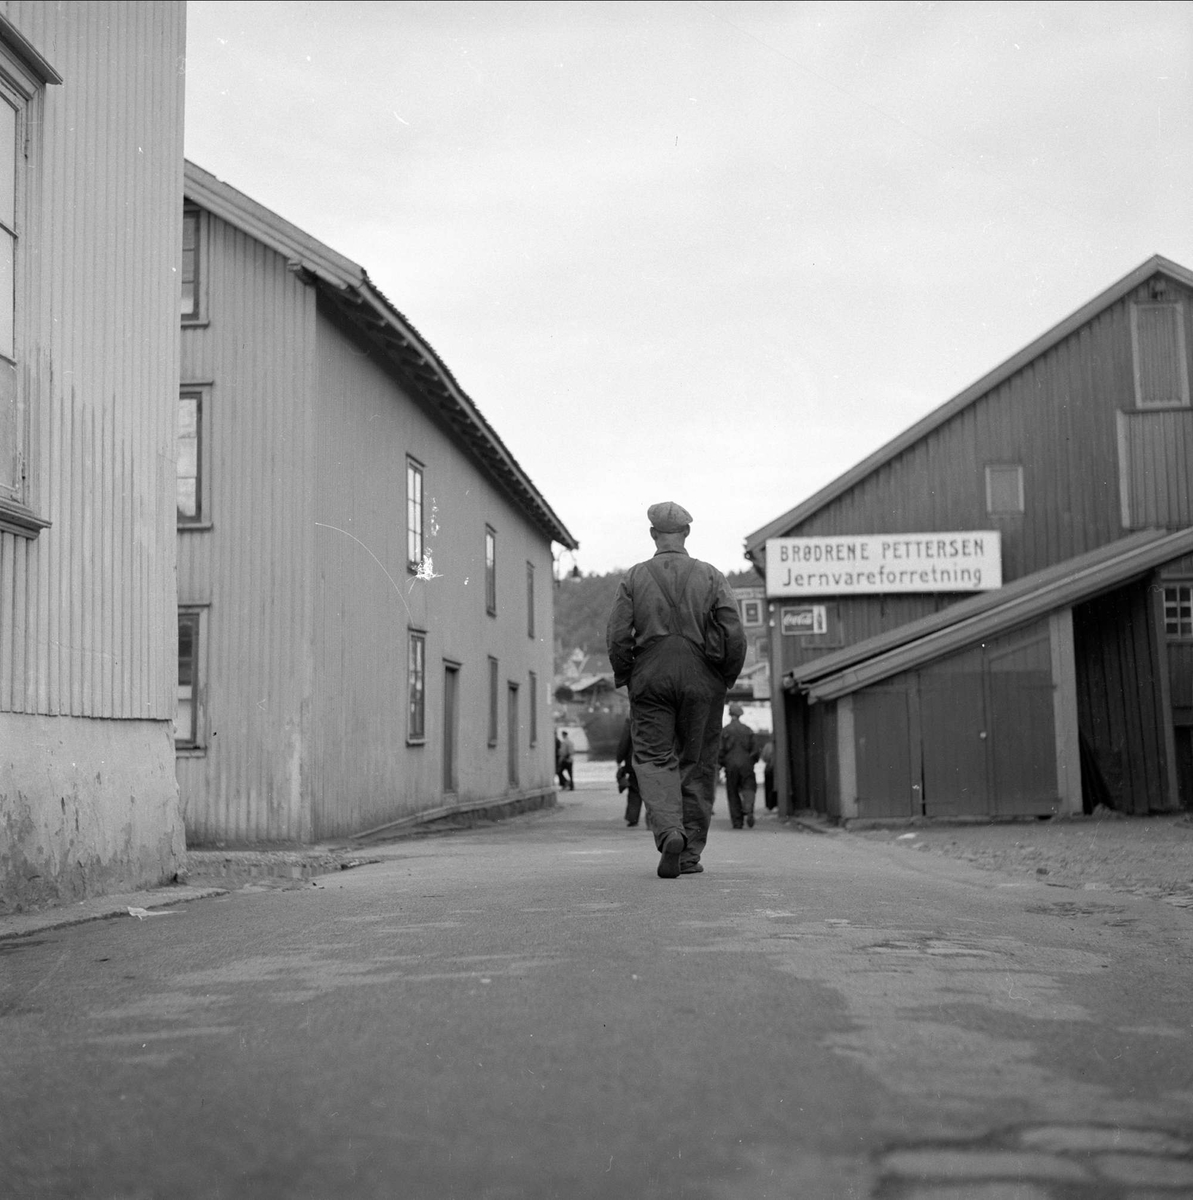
[625,779,642,825]
[631,648,684,851]
[674,645,726,867]
[741,777,757,826]
[631,637,724,855]
[725,769,744,828]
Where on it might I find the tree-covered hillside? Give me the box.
[552,565,760,674]
[553,571,625,671]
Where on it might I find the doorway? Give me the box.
[507,682,519,787]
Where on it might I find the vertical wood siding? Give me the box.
[1119,409,1193,528]
[1073,580,1171,813]
[791,282,1184,574]
[0,3,184,720]
[310,309,557,839]
[176,213,316,844]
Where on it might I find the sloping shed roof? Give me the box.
[183,161,578,550]
[562,673,616,695]
[793,526,1193,702]
[744,254,1193,562]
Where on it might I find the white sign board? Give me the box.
[766,532,1001,597]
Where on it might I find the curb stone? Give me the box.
[0,885,228,941]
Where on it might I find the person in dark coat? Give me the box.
[719,702,759,828]
[606,502,746,878]
[761,738,777,811]
[556,730,575,791]
[616,715,643,827]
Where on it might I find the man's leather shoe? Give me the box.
[657,831,684,878]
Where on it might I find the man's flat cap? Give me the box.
[648,501,692,533]
[728,702,744,716]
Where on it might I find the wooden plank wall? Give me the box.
[1073,579,1171,813]
[0,3,183,719]
[790,282,1187,582]
[1120,409,1193,528]
[176,210,316,844]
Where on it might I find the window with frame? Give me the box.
[986,464,1024,515]
[407,457,424,569]
[741,598,763,626]
[488,655,499,745]
[526,561,535,638]
[528,670,538,746]
[485,525,497,616]
[177,609,202,749]
[177,391,202,523]
[1164,584,1193,638]
[181,207,201,321]
[0,32,53,537]
[407,630,426,742]
[1132,302,1190,409]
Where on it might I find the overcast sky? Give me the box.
[184,0,1193,576]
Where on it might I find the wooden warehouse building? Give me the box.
[745,256,1193,823]
[0,4,187,910]
[178,163,577,845]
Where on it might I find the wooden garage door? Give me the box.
[985,626,1058,816]
[919,647,988,817]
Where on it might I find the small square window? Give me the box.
[741,598,763,626]
[985,464,1024,515]
[1164,584,1193,638]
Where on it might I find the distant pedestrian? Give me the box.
[556,730,575,791]
[720,703,759,828]
[606,502,746,878]
[761,738,777,811]
[616,715,643,827]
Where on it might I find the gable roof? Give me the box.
[183,160,578,550]
[744,254,1193,562]
[792,526,1193,702]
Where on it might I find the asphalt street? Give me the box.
[4,772,1193,1200]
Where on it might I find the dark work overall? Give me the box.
[629,560,726,868]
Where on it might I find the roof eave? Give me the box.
[181,161,578,551]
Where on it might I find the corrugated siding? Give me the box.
[176,211,316,844]
[0,2,183,719]
[311,308,557,839]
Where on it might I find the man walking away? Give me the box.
[720,703,759,828]
[557,730,575,791]
[606,502,746,878]
[616,715,643,827]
